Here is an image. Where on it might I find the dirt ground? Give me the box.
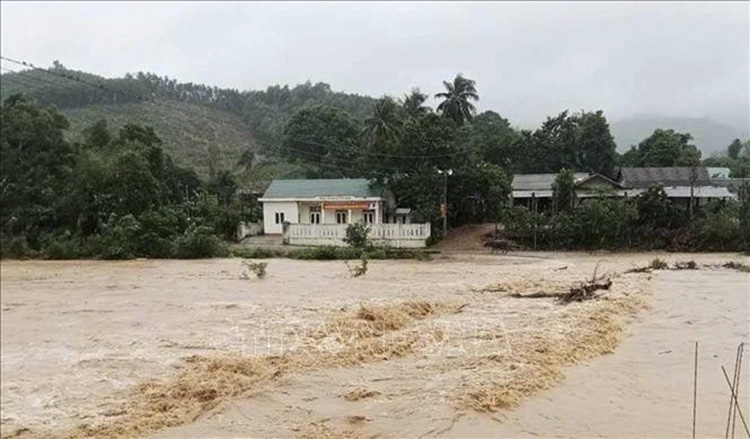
[1,252,748,438]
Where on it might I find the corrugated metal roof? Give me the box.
[512,173,590,191]
[662,185,736,199]
[707,167,732,179]
[261,179,382,199]
[608,186,736,199]
[619,167,711,188]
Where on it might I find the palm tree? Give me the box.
[363,96,402,147]
[435,74,479,126]
[402,88,430,119]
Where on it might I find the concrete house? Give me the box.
[258,179,389,235]
[258,178,430,247]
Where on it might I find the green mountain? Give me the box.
[611,115,748,157]
[0,64,376,177]
[62,101,254,177]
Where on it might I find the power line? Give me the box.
[0,72,49,92]
[1,64,68,89]
[285,135,463,159]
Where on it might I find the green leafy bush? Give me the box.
[173,223,227,259]
[41,232,89,260]
[343,222,372,249]
[96,214,141,260]
[1,235,34,258]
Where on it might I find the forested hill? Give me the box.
[0,63,376,175]
[611,115,748,157]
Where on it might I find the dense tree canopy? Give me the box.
[508,110,618,176]
[621,128,702,167]
[1,95,246,258]
[702,138,750,178]
[281,105,362,178]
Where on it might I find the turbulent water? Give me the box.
[452,269,750,438]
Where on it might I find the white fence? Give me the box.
[284,223,431,248]
[236,221,263,241]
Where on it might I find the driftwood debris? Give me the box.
[509,277,612,304]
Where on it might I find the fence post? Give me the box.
[282,221,290,245]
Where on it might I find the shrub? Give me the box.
[649,258,668,270]
[242,260,268,278]
[2,235,32,258]
[96,214,141,260]
[42,232,87,260]
[232,247,286,259]
[173,223,228,259]
[343,222,372,249]
[570,197,636,250]
[696,201,741,251]
[136,207,187,258]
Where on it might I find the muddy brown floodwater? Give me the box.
[0,253,747,439]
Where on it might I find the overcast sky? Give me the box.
[1,1,748,130]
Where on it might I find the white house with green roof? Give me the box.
[258,179,429,247]
[259,179,391,234]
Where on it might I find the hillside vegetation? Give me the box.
[0,63,376,177]
[63,101,254,177]
[611,115,748,156]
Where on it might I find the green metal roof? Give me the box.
[261,179,381,199]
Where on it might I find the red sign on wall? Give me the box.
[323,201,371,210]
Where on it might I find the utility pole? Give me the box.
[689,166,697,220]
[439,169,452,238]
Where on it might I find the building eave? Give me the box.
[259,196,385,203]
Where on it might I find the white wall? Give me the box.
[285,223,431,248]
[262,201,299,234]
[263,199,386,233]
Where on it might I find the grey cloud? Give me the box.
[1,1,747,131]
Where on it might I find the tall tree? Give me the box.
[401,88,430,119]
[0,95,75,243]
[552,169,576,213]
[281,105,362,178]
[573,110,618,177]
[727,138,743,160]
[363,96,402,148]
[435,74,479,126]
[621,129,701,167]
[460,111,517,167]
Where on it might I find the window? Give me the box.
[335,210,347,224]
[275,212,285,224]
[363,210,374,224]
[309,206,321,224]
